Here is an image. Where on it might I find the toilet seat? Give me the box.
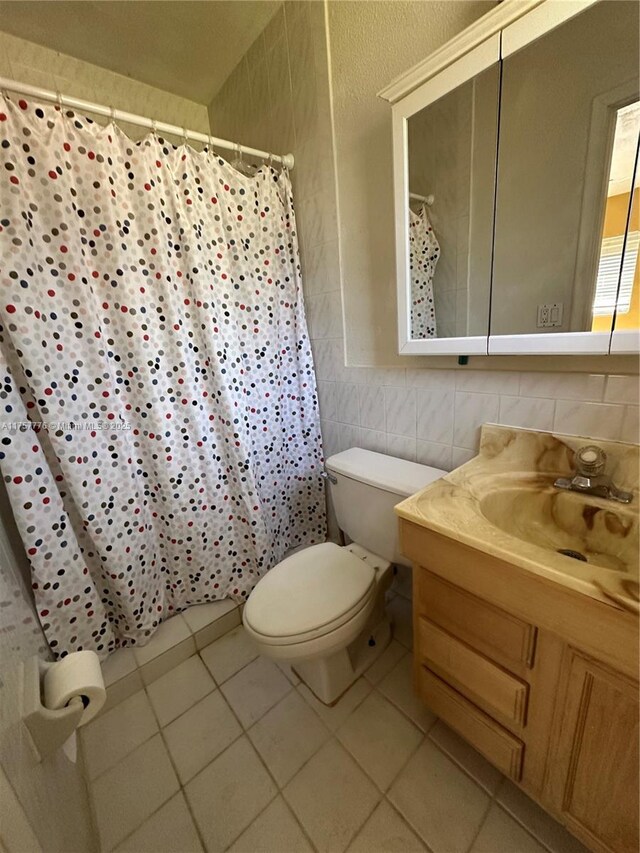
[243,542,376,646]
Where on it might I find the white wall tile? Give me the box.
[320,419,341,457]
[451,447,476,468]
[519,372,605,402]
[339,423,360,452]
[386,434,417,462]
[498,396,555,432]
[385,387,416,437]
[621,406,639,444]
[358,384,386,432]
[553,400,626,441]
[417,440,453,471]
[453,392,499,450]
[416,388,455,444]
[604,375,640,406]
[317,380,337,421]
[456,369,519,396]
[335,382,360,425]
[359,428,387,454]
[406,368,457,390]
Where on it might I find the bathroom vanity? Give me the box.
[395,426,639,853]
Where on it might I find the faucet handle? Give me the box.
[575,445,606,476]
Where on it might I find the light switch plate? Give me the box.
[537,303,563,328]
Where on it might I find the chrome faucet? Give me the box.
[554,445,632,504]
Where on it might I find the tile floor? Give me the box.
[81,580,589,853]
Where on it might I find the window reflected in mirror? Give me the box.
[592,101,640,334]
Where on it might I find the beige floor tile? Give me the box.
[388,738,490,853]
[194,608,241,651]
[113,793,203,853]
[221,656,292,728]
[388,595,413,649]
[276,660,301,685]
[101,669,144,716]
[81,689,158,780]
[283,740,380,853]
[363,640,406,685]
[337,692,423,790]
[182,599,237,633]
[185,736,277,852]
[92,734,179,851]
[248,690,330,785]
[497,781,590,853]
[101,648,137,687]
[200,625,258,684]
[139,637,196,686]
[378,655,437,732]
[297,676,372,732]
[228,796,313,853]
[347,800,426,852]
[471,805,547,853]
[163,690,242,784]
[429,721,503,794]
[147,655,215,726]
[133,615,192,665]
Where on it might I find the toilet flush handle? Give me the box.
[321,468,337,485]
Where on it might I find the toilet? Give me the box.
[243,448,445,704]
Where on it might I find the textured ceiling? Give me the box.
[0,1,280,104]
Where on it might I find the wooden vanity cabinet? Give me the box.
[403,520,639,853]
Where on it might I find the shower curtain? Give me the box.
[0,96,326,658]
[409,204,440,338]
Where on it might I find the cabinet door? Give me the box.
[547,650,639,853]
[490,0,639,355]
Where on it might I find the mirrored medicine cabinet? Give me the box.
[382,0,640,356]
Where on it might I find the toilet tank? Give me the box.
[325,448,445,566]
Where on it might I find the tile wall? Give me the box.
[316,364,639,470]
[210,2,639,468]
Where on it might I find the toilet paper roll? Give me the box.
[43,650,106,727]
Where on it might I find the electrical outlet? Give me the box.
[537,303,563,328]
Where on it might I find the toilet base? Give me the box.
[293,615,392,706]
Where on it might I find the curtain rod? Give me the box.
[0,76,295,169]
[409,191,434,206]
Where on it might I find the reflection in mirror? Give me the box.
[593,103,639,334]
[407,65,499,340]
[491,0,639,338]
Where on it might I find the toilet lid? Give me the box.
[244,542,376,639]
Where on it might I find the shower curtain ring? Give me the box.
[182,126,188,146]
[109,105,116,124]
[152,119,158,137]
[56,91,63,110]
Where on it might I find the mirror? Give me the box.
[609,109,639,343]
[491,0,640,340]
[407,65,499,341]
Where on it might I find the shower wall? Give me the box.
[0,31,209,851]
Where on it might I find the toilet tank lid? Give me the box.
[325,448,446,498]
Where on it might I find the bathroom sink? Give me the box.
[478,476,638,575]
[395,424,640,610]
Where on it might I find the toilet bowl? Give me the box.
[243,448,445,705]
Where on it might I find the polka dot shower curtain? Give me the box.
[409,204,439,339]
[0,96,326,658]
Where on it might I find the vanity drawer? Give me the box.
[416,569,537,671]
[418,666,524,781]
[417,617,529,728]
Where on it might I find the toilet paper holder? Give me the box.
[23,656,85,762]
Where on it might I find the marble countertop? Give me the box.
[395,424,639,613]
